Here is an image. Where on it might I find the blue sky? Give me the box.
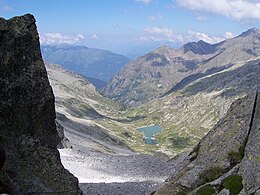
[1,0,260,57]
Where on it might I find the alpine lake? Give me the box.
[136,125,162,144]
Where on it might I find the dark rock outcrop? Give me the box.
[0,14,82,194]
[155,92,260,194]
[56,121,72,149]
[182,40,216,55]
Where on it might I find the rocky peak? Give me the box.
[239,27,260,37]
[0,14,82,194]
[153,45,176,55]
[182,40,216,55]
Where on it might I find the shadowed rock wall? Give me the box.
[0,14,82,194]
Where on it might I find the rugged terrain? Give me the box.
[46,64,177,194]
[0,14,82,194]
[45,28,260,155]
[47,55,260,157]
[43,27,260,194]
[123,58,260,155]
[46,63,167,154]
[103,28,260,107]
[1,13,259,195]
[155,92,260,195]
[41,45,130,85]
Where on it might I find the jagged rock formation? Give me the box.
[182,40,216,55]
[0,14,82,194]
[155,92,260,194]
[56,120,72,149]
[103,28,260,107]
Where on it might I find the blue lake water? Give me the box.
[136,125,162,144]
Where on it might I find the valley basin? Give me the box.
[136,125,162,144]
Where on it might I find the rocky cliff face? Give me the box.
[155,92,260,194]
[0,14,82,194]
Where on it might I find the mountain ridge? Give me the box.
[103,28,260,107]
[182,40,216,55]
[41,44,131,82]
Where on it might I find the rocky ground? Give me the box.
[59,148,173,194]
[155,93,260,194]
[58,116,175,195]
[79,182,160,195]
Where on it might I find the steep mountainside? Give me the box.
[0,14,81,194]
[155,92,260,194]
[41,45,130,82]
[48,58,260,155]
[123,58,260,154]
[46,64,152,154]
[86,77,107,89]
[103,28,260,106]
[46,64,178,195]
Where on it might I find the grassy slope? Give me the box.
[46,64,160,154]
[122,58,260,155]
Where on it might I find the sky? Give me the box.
[1,0,260,57]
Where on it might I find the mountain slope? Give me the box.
[155,92,260,194]
[46,64,157,154]
[182,40,216,55]
[41,45,130,82]
[103,28,260,107]
[123,58,260,154]
[48,57,260,156]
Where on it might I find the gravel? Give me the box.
[79,182,160,195]
[57,115,175,195]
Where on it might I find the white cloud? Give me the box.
[40,33,85,45]
[188,30,224,43]
[148,14,163,20]
[196,16,207,21]
[135,0,152,5]
[187,30,236,43]
[177,0,260,20]
[90,34,99,40]
[224,32,235,39]
[138,27,236,45]
[140,27,184,43]
[113,23,119,28]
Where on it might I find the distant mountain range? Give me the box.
[103,28,260,107]
[41,45,131,85]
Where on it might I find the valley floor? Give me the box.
[58,118,175,195]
